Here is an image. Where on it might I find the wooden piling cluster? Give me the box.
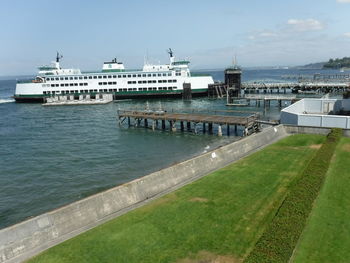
[117,109,260,136]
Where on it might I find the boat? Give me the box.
[14,49,214,102]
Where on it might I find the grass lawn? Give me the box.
[291,137,350,263]
[27,134,325,263]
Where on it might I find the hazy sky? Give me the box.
[1,0,350,75]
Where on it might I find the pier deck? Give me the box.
[117,109,259,136]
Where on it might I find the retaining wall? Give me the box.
[1,125,289,263]
[284,125,350,137]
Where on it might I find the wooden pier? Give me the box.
[244,95,299,108]
[241,82,349,94]
[117,109,260,136]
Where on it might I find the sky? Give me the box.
[0,0,350,75]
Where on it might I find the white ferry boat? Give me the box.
[14,49,214,102]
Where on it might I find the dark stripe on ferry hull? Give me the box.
[14,96,44,103]
[14,89,208,103]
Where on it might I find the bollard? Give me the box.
[218,125,222,136]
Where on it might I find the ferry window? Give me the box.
[93,76,97,79]
[112,75,117,78]
[98,76,102,79]
[82,76,86,79]
[66,90,69,93]
[142,74,146,77]
[104,89,107,92]
[118,75,121,78]
[65,77,68,80]
[60,84,64,87]
[143,80,147,84]
[113,89,117,92]
[108,75,112,78]
[108,82,112,85]
[148,88,152,91]
[79,77,82,80]
[103,76,107,79]
[74,77,78,80]
[127,75,131,78]
[152,74,156,77]
[147,80,152,83]
[98,82,102,85]
[89,90,93,92]
[108,89,112,92]
[55,78,59,80]
[128,88,133,91]
[137,74,141,77]
[132,74,136,77]
[153,80,156,83]
[168,87,173,90]
[168,73,172,76]
[94,89,97,92]
[113,82,117,85]
[88,76,92,79]
[60,77,64,80]
[65,83,69,87]
[158,73,161,77]
[51,84,55,87]
[138,81,142,84]
[84,83,88,86]
[74,83,78,86]
[43,91,47,94]
[147,74,151,77]
[103,82,107,85]
[163,73,167,76]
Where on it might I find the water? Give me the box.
[0,68,342,229]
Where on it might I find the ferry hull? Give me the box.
[14,89,209,103]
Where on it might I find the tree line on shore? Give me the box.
[323,57,350,69]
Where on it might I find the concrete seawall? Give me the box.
[0,125,289,263]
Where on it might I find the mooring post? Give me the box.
[127,117,130,127]
[180,121,184,131]
[203,123,206,133]
[218,125,222,136]
[227,124,230,136]
[171,121,176,132]
[162,120,165,129]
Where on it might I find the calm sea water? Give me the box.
[0,68,341,229]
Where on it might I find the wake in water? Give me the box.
[0,98,15,104]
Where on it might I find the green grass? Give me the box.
[27,134,325,263]
[244,129,342,263]
[291,136,350,263]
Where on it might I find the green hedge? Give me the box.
[244,128,342,263]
